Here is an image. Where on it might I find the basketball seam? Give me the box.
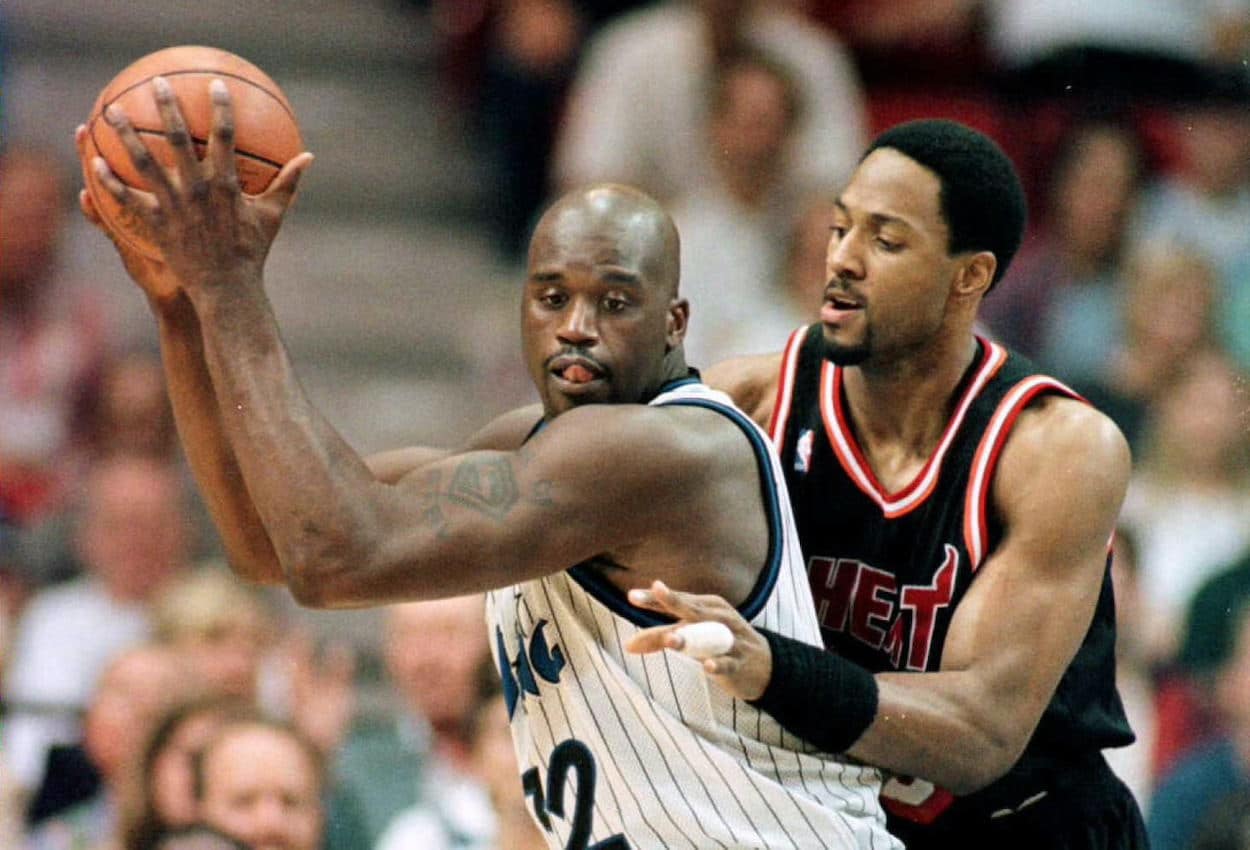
[133,127,285,170]
[101,68,296,122]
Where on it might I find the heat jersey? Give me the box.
[486,377,901,850]
[769,326,1135,842]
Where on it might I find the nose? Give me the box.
[556,297,598,345]
[827,228,865,282]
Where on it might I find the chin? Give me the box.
[819,330,870,366]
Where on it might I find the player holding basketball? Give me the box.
[628,120,1147,848]
[75,81,899,850]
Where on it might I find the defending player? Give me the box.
[629,120,1147,848]
[75,81,899,850]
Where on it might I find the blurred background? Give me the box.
[2,1,1250,848]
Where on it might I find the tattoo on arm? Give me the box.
[447,457,521,520]
[413,469,449,536]
[412,456,554,533]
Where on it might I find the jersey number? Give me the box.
[523,739,631,850]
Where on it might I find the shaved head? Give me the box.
[530,184,680,296]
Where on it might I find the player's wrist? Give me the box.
[748,628,878,754]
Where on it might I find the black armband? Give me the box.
[748,627,878,754]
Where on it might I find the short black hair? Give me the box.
[864,119,1027,289]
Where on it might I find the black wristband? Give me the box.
[748,627,879,754]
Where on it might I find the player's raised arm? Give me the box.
[79,88,538,585]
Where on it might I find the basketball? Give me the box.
[81,45,303,259]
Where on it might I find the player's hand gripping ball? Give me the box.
[80,45,303,260]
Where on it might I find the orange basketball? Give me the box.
[81,45,303,260]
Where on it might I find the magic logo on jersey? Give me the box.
[496,619,566,717]
[807,544,959,671]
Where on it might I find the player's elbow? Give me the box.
[279,531,370,609]
[946,725,1030,794]
[946,745,1021,795]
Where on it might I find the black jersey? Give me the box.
[769,325,1135,843]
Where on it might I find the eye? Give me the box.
[830,224,847,240]
[601,293,631,313]
[875,237,902,253]
[537,289,567,309]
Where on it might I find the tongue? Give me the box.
[564,364,596,384]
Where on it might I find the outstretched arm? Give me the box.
[629,398,1131,794]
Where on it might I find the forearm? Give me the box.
[153,294,282,584]
[851,672,1021,793]
[754,630,1021,793]
[187,281,385,601]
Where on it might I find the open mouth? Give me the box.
[825,292,862,311]
[548,354,607,386]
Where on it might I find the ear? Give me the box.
[666,297,690,351]
[955,251,996,298]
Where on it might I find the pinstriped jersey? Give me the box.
[769,325,1134,841]
[486,377,901,850]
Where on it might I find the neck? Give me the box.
[652,349,692,392]
[841,331,980,458]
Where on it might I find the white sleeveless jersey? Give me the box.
[486,378,900,850]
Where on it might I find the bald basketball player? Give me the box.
[75,81,899,849]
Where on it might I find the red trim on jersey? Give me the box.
[963,375,1083,570]
[767,326,808,447]
[821,337,1008,519]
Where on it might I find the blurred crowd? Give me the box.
[4,1,1250,848]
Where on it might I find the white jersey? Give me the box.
[486,378,900,850]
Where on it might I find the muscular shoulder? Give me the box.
[535,402,748,481]
[463,403,544,452]
[703,353,783,429]
[994,396,1131,531]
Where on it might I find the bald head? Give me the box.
[530,184,680,296]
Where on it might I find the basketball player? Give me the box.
[75,82,899,849]
[627,120,1147,848]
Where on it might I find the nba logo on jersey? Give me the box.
[794,428,814,475]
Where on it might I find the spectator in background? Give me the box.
[1135,69,1250,290]
[149,570,363,850]
[382,661,543,850]
[672,48,802,367]
[122,696,253,850]
[83,351,175,462]
[554,0,866,205]
[1078,242,1220,451]
[150,568,274,703]
[1118,350,1250,664]
[337,596,492,848]
[0,147,110,525]
[1149,603,1250,850]
[17,350,221,587]
[2,456,193,796]
[980,115,1145,382]
[194,720,323,850]
[24,643,184,850]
